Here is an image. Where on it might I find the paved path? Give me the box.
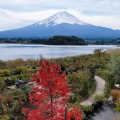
[6,82,35,89]
[80,76,105,106]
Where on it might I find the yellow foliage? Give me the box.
[111,90,120,101]
[0,114,10,120]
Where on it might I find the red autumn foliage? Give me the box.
[23,60,82,120]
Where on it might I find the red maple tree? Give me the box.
[23,60,82,120]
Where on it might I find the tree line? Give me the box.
[0,36,87,45]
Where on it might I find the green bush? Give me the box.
[32,66,36,69]
[114,101,120,112]
[0,69,10,76]
[18,93,27,102]
[14,66,30,75]
[94,94,105,101]
[0,60,7,69]
[0,114,10,120]
[81,105,93,113]
[3,69,10,76]
[14,66,23,74]
[69,95,77,103]
[0,80,6,89]
[5,78,15,86]
[0,70,2,74]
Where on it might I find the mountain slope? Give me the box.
[0,11,120,39]
[34,11,90,26]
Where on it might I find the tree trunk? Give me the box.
[64,106,67,120]
[50,88,53,118]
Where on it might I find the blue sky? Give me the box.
[0,0,120,31]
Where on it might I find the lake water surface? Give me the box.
[0,44,119,60]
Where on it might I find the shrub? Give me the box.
[114,99,120,112]
[5,78,15,86]
[7,58,25,70]
[0,70,3,75]
[0,80,6,89]
[94,94,105,101]
[18,93,27,102]
[69,94,77,103]
[0,60,7,69]
[14,66,24,75]
[81,105,93,113]
[0,114,10,120]
[3,96,14,105]
[111,90,120,102]
[0,69,10,76]
[2,69,10,76]
[32,66,36,69]
[14,66,30,75]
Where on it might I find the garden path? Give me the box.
[6,82,35,89]
[80,76,105,106]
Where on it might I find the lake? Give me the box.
[0,44,119,60]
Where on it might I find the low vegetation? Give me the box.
[94,94,105,102]
[0,49,120,119]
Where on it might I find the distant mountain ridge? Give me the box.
[0,11,120,39]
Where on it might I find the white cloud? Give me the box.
[0,0,120,31]
[66,9,120,30]
[0,0,26,5]
[0,9,60,31]
[79,15,120,30]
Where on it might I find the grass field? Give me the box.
[105,48,120,54]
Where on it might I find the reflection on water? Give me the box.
[0,44,119,60]
[85,103,119,120]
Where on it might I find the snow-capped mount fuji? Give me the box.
[0,11,120,39]
[34,11,90,27]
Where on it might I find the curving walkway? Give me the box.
[7,76,106,106]
[80,76,105,106]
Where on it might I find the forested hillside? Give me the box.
[44,36,87,45]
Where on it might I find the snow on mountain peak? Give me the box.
[35,11,89,26]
